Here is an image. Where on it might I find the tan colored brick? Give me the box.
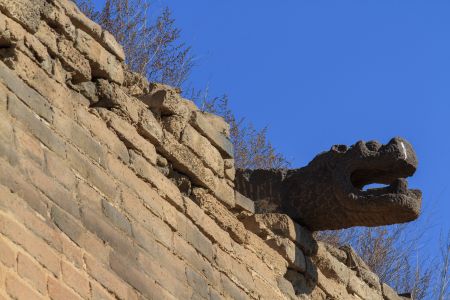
[48,276,83,300]
[138,252,191,299]
[15,126,45,166]
[176,213,213,263]
[8,91,66,157]
[61,260,90,299]
[54,0,102,39]
[17,252,47,294]
[121,188,164,229]
[84,253,130,300]
[173,234,218,286]
[22,158,80,219]
[181,125,224,176]
[132,222,173,254]
[66,145,119,202]
[102,110,157,164]
[75,29,124,84]
[0,157,48,217]
[0,235,17,269]
[0,212,60,276]
[129,151,183,210]
[81,207,136,259]
[5,272,45,300]
[60,235,83,269]
[44,148,77,190]
[76,108,130,162]
[90,281,116,300]
[102,199,132,236]
[56,38,91,82]
[0,0,42,33]
[109,252,177,300]
[102,30,125,61]
[54,112,107,167]
[6,48,86,116]
[184,196,233,252]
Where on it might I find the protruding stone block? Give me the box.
[191,111,234,158]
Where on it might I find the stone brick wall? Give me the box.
[0,1,407,299]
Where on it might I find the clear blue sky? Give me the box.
[93,0,449,257]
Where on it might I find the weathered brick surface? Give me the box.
[0,2,404,299]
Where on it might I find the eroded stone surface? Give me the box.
[236,138,422,230]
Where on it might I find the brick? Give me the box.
[184,197,233,252]
[15,127,45,166]
[220,273,248,300]
[61,260,90,299]
[313,242,351,285]
[8,92,66,157]
[137,108,163,144]
[0,61,53,122]
[102,30,125,61]
[76,107,129,162]
[245,213,317,256]
[132,221,172,253]
[0,185,62,252]
[347,274,383,300]
[55,0,102,39]
[60,235,83,269]
[17,252,47,294]
[129,151,183,210]
[139,83,188,117]
[102,110,157,165]
[192,188,247,244]
[75,29,124,84]
[119,184,178,238]
[77,178,103,214]
[159,131,215,188]
[0,105,17,167]
[173,235,218,285]
[0,0,43,33]
[23,159,80,219]
[186,267,209,299]
[44,149,76,190]
[181,125,224,176]
[5,272,45,300]
[235,191,255,214]
[84,253,130,300]
[102,199,132,236]
[35,20,59,54]
[90,281,116,300]
[176,214,214,262]
[7,48,87,116]
[51,205,83,244]
[316,269,351,300]
[48,276,83,300]
[138,252,191,299]
[0,157,48,216]
[54,112,107,167]
[0,235,17,268]
[0,212,60,276]
[56,38,91,82]
[81,207,136,260]
[66,145,118,202]
[109,251,177,300]
[191,111,234,158]
[107,155,164,206]
[231,242,278,288]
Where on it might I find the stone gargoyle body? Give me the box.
[235,137,422,231]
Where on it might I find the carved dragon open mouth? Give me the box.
[235,137,422,231]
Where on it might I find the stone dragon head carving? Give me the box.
[236,137,422,231]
